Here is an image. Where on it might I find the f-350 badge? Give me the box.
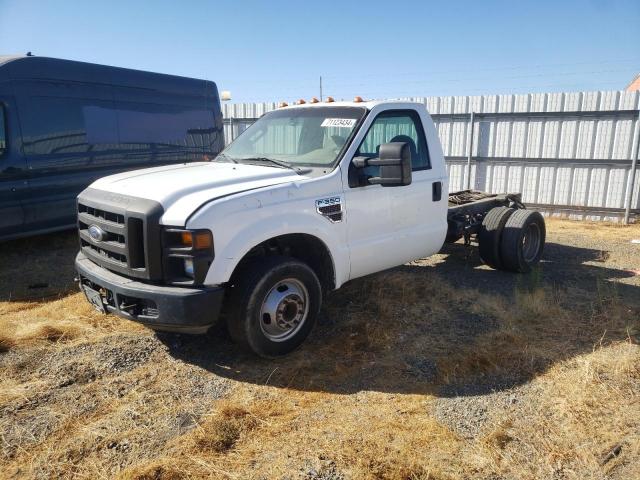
[315,196,343,223]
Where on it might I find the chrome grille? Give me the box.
[78,205,132,268]
[78,204,125,224]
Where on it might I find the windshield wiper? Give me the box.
[239,157,301,172]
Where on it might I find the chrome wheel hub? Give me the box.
[259,278,309,342]
[522,222,541,263]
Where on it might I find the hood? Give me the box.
[90,162,305,225]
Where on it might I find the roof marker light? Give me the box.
[353,96,364,103]
[309,97,319,103]
[325,96,335,103]
[278,101,288,108]
[296,98,306,105]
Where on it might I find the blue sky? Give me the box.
[1,0,639,103]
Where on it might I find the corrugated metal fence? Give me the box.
[222,90,640,221]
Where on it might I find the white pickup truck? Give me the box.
[75,100,545,357]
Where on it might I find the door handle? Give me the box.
[432,181,442,202]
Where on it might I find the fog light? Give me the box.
[184,258,195,277]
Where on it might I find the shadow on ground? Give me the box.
[160,241,640,398]
[0,230,79,302]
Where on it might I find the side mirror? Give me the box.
[352,142,412,187]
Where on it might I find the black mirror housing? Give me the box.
[355,142,412,187]
[376,142,412,186]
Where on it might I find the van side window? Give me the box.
[20,96,221,159]
[0,104,6,156]
[21,96,117,155]
[355,110,431,177]
[115,102,216,151]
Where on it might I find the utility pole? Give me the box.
[319,76,323,102]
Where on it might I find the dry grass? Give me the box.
[0,293,144,352]
[0,333,15,352]
[123,463,186,480]
[546,216,639,239]
[117,388,463,480]
[1,220,639,479]
[189,402,259,453]
[479,341,639,478]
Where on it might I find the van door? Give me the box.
[0,94,28,240]
[344,108,446,279]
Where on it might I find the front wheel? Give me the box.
[225,256,322,357]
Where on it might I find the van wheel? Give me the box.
[499,210,546,273]
[226,256,322,357]
[478,207,515,269]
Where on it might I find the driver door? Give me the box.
[343,108,441,280]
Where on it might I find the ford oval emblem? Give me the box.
[88,224,106,242]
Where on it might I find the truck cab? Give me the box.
[75,100,544,357]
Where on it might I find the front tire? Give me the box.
[226,256,322,357]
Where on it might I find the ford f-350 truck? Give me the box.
[75,100,545,357]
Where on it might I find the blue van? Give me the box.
[0,55,224,241]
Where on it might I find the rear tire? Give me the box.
[478,206,515,269]
[499,210,546,273]
[225,256,322,358]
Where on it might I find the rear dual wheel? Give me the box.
[479,207,545,273]
[500,209,546,273]
[478,206,515,269]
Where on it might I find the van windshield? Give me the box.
[220,107,366,168]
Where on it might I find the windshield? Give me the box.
[221,106,366,168]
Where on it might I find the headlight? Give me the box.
[162,228,214,285]
[178,231,213,250]
[164,229,213,250]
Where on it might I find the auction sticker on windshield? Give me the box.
[321,118,357,128]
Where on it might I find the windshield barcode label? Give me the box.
[321,118,356,128]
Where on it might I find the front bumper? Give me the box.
[75,252,224,334]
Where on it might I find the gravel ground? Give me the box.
[432,382,541,439]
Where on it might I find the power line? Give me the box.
[335,80,629,100]
[320,58,640,81]
[319,68,637,90]
[233,77,630,103]
[225,61,639,102]
[225,63,639,102]
[222,58,640,90]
